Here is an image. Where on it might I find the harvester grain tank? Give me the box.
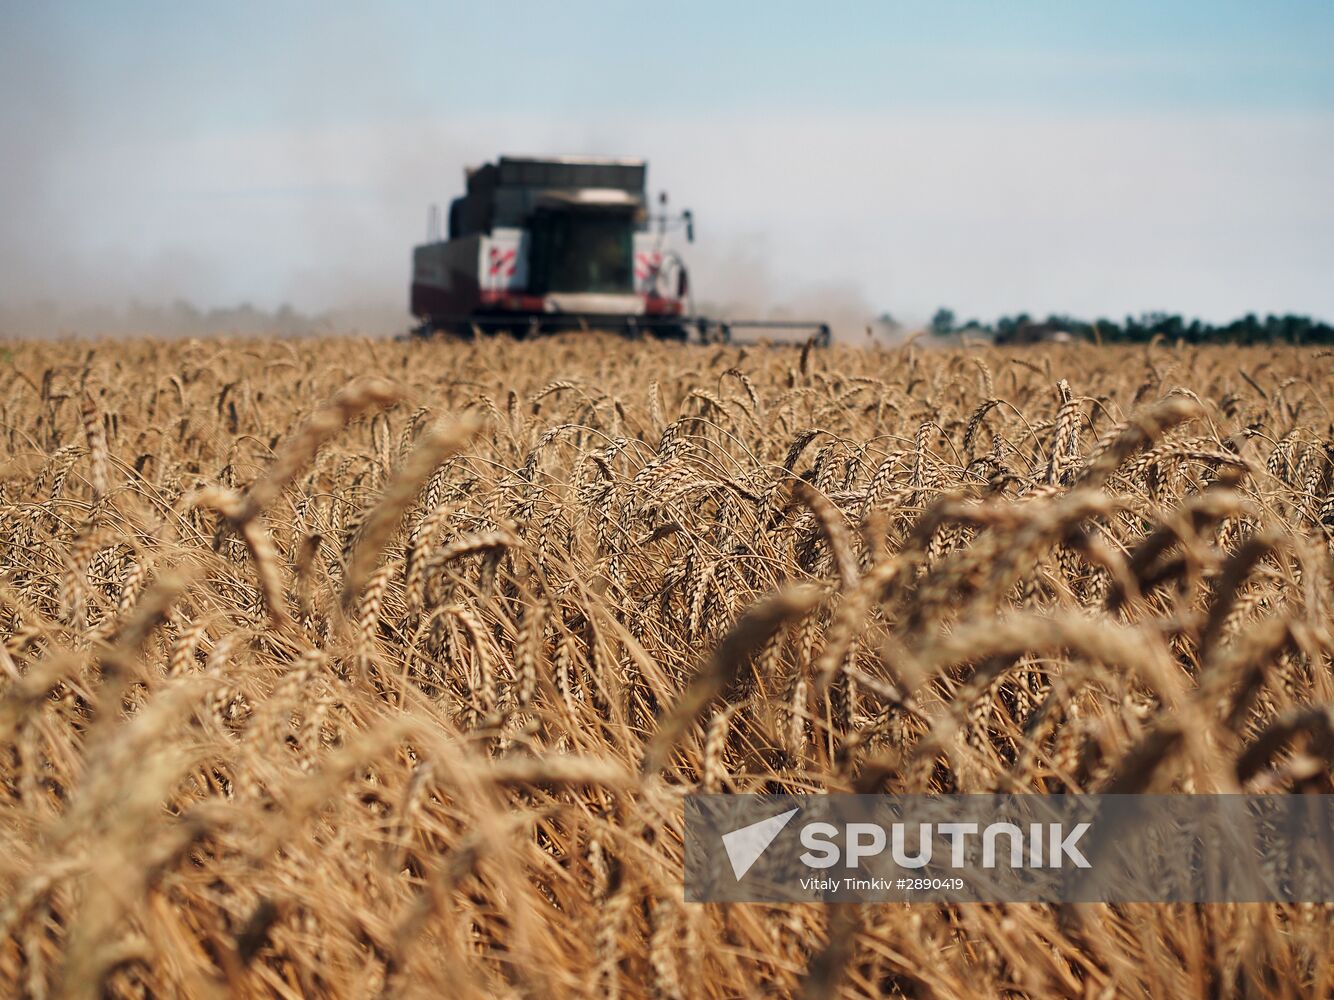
[411,155,829,345]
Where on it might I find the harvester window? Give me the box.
[530,209,633,295]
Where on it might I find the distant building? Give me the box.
[994,320,1077,345]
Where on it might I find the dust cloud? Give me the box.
[0,8,878,342]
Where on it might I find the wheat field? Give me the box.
[0,334,1331,999]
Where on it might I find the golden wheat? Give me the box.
[0,334,1331,998]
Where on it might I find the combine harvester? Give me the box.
[410,155,830,346]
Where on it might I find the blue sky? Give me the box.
[3,2,1333,329]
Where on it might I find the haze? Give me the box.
[2,2,1333,335]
